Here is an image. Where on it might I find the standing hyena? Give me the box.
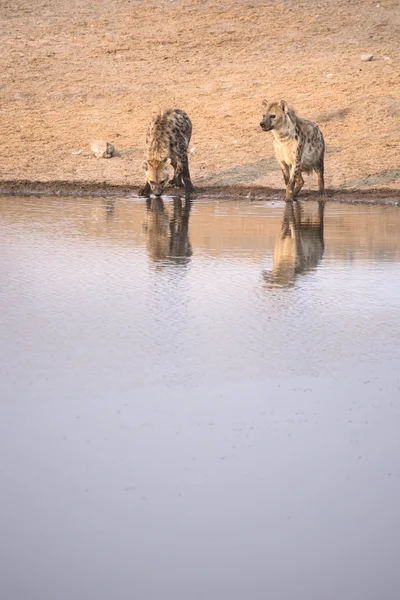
[260,100,325,201]
[140,109,195,197]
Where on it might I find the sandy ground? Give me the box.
[1,0,399,195]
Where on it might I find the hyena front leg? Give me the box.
[176,163,185,188]
[139,182,151,197]
[286,140,304,201]
[293,173,304,198]
[286,164,300,202]
[169,160,179,186]
[170,160,183,187]
[280,162,290,185]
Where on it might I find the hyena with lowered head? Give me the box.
[140,109,195,197]
[260,100,325,201]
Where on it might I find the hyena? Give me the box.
[140,109,195,197]
[260,100,325,201]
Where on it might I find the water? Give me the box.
[1,195,400,600]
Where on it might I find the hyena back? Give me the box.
[260,100,325,201]
[140,109,194,197]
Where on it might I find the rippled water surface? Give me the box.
[1,195,400,600]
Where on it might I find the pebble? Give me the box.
[360,53,374,62]
[90,140,115,158]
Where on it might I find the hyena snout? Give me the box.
[260,117,274,132]
[151,182,165,197]
[143,158,170,197]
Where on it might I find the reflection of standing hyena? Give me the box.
[263,201,325,287]
[140,109,195,197]
[260,100,325,201]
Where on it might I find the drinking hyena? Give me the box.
[140,109,195,197]
[260,100,325,201]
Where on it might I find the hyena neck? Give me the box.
[148,135,169,163]
[147,147,169,165]
[147,156,167,165]
[273,115,297,142]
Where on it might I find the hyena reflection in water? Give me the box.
[263,201,325,288]
[142,196,192,264]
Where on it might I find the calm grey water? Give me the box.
[1,195,400,600]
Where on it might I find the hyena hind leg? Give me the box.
[182,158,196,195]
[315,161,325,197]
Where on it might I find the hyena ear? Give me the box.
[280,100,289,112]
[261,99,268,110]
[163,157,171,166]
[141,160,148,170]
[281,100,296,122]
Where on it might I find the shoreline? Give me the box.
[0,180,399,205]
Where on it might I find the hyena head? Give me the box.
[142,157,171,196]
[260,99,296,132]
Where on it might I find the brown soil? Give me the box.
[1,0,399,195]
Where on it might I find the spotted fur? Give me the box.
[140,109,195,197]
[260,100,325,201]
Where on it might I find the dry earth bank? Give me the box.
[1,0,399,192]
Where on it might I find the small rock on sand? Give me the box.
[90,140,115,158]
[360,53,374,62]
